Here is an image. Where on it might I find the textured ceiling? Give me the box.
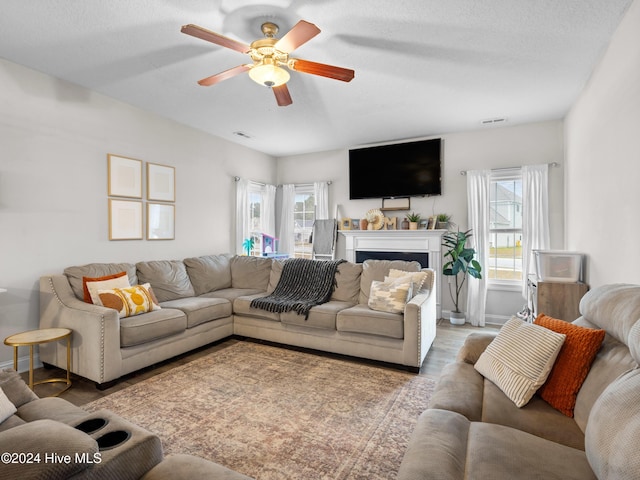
[0,0,633,156]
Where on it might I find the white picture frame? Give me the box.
[109,199,143,240]
[107,154,142,198]
[147,163,175,202]
[147,203,175,240]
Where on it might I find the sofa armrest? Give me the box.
[402,289,437,367]
[456,332,497,364]
[0,419,98,479]
[39,275,123,384]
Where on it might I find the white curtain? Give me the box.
[314,182,329,220]
[466,170,491,327]
[521,164,550,296]
[278,184,296,255]
[263,184,277,237]
[235,177,249,255]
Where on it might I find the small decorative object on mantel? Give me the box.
[400,218,409,230]
[427,216,437,230]
[437,213,451,230]
[384,217,397,230]
[405,212,421,230]
[365,209,385,230]
[359,218,368,230]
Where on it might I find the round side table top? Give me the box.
[4,327,72,346]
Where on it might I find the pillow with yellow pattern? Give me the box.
[97,283,161,318]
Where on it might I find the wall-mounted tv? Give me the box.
[349,138,442,199]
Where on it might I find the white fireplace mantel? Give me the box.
[340,229,444,318]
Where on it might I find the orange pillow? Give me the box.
[534,314,605,417]
[82,271,128,303]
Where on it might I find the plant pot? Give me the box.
[409,222,418,230]
[450,311,466,325]
[437,221,449,230]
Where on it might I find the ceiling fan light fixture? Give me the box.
[249,59,290,88]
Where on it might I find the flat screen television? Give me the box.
[349,138,442,199]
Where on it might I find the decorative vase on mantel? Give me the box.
[360,219,368,230]
[401,219,409,230]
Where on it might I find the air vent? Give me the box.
[480,117,507,125]
[233,131,252,139]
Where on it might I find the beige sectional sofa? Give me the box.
[39,255,436,388]
[397,283,640,480]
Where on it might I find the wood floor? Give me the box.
[30,320,499,407]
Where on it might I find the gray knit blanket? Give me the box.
[250,258,345,318]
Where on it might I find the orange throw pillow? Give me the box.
[82,271,128,303]
[534,314,605,417]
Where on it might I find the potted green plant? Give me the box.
[405,212,421,230]
[436,213,451,230]
[442,229,482,325]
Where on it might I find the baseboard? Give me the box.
[0,353,41,373]
[442,310,510,327]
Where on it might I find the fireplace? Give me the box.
[340,229,444,318]
[355,250,429,267]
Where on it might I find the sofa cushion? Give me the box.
[83,271,130,304]
[233,294,281,322]
[161,296,232,328]
[0,414,25,433]
[17,397,89,425]
[0,369,38,408]
[397,409,595,480]
[120,309,187,347]
[280,301,353,330]
[585,368,640,480]
[0,388,17,423]
[331,262,363,304]
[230,256,272,290]
[136,260,196,302]
[97,283,161,318]
[534,314,605,417]
[204,288,266,302]
[337,304,404,339]
[358,259,421,305]
[64,263,137,301]
[474,318,566,407]
[184,254,233,296]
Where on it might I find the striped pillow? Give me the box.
[474,318,566,407]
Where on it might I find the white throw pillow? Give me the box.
[368,279,412,314]
[386,269,430,297]
[0,387,17,423]
[474,317,566,407]
[86,275,131,304]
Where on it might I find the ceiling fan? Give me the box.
[180,20,355,106]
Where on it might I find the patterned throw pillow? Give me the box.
[386,269,430,297]
[534,314,606,417]
[368,279,412,314]
[83,271,130,304]
[0,387,17,423]
[96,283,161,318]
[474,317,566,407]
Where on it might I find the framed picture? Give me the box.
[427,216,437,230]
[147,203,175,240]
[108,154,142,198]
[109,199,143,240]
[351,219,360,230]
[147,163,175,202]
[340,218,352,230]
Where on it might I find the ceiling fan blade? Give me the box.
[290,59,355,82]
[181,24,250,54]
[197,65,251,86]
[273,84,293,106]
[274,20,321,53]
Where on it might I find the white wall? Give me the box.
[0,59,275,365]
[277,120,565,322]
[565,0,640,287]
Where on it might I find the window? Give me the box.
[247,182,264,256]
[488,171,523,283]
[293,185,315,258]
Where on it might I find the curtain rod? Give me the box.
[233,177,332,186]
[459,162,559,176]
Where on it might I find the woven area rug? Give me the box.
[84,341,435,480]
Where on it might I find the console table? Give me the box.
[340,229,444,318]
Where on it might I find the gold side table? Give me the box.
[4,327,72,396]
